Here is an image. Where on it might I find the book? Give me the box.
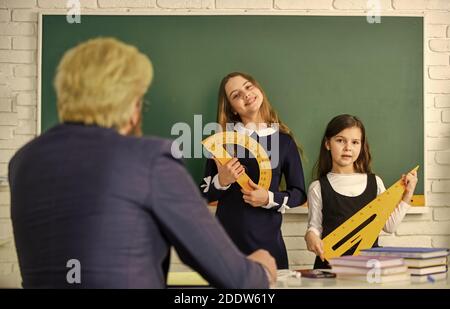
[410,272,447,283]
[360,247,449,259]
[337,272,411,283]
[404,256,448,268]
[408,265,447,275]
[329,255,405,268]
[331,264,408,275]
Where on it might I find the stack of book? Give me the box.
[328,255,410,283]
[359,247,449,283]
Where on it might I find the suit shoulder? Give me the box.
[9,135,40,168]
[137,136,173,152]
[121,135,177,161]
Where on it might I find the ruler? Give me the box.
[202,131,272,191]
[322,166,419,261]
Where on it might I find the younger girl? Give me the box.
[200,72,307,269]
[305,114,418,269]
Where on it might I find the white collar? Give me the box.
[327,172,366,177]
[234,122,278,137]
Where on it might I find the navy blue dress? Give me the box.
[200,130,307,269]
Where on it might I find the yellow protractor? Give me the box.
[322,166,419,261]
[202,131,272,191]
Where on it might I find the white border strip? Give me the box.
[423,14,428,209]
[39,10,425,16]
[37,13,43,136]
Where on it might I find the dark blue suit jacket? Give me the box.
[9,123,268,288]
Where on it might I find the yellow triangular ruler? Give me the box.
[322,166,419,261]
[202,131,272,191]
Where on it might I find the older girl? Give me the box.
[200,72,307,269]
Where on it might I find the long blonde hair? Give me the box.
[217,72,304,156]
[54,37,153,130]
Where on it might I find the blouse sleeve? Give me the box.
[306,181,323,238]
[376,176,411,234]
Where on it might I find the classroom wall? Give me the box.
[0,0,449,287]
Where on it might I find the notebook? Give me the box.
[359,247,449,259]
[408,265,447,275]
[337,272,411,283]
[331,264,408,275]
[404,256,448,268]
[410,272,447,283]
[329,255,404,268]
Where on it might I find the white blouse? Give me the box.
[306,172,410,238]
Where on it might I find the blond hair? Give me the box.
[54,37,153,129]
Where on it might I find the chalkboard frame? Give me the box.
[37,12,427,210]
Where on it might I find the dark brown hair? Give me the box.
[313,114,372,179]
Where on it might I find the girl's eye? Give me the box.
[353,141,360,145]
[336,139,343,143]
[246,85,253,90]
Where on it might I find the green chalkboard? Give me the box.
[41,15,424,194]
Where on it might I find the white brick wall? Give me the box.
[0,37,11,49]
[393,0,450,10]
[334,0,392,10]
[12,10,37,22]
[156,0,214,9]
[430,39,450,52]
[426,24,448,38]
[432,235,450,247]
[14,64,36,77]
[0,9,11,22]
[427,12,450,24]
[12,37,36,50]
[379,235,432,247]
[0,0,449,287]
[37,0,97,8]
[429,66,450,79]
[274,0,332,10]
[426,108,441,122]
[0,22,34,36]
[0,98,11,112]
[0,1,37,9]
[0,50,34,63]
[216,0,273,9]
[98,0,155,8]
[426,52,450,65]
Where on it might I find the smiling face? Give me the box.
[325,126,362,173]
[224,75,264,123]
